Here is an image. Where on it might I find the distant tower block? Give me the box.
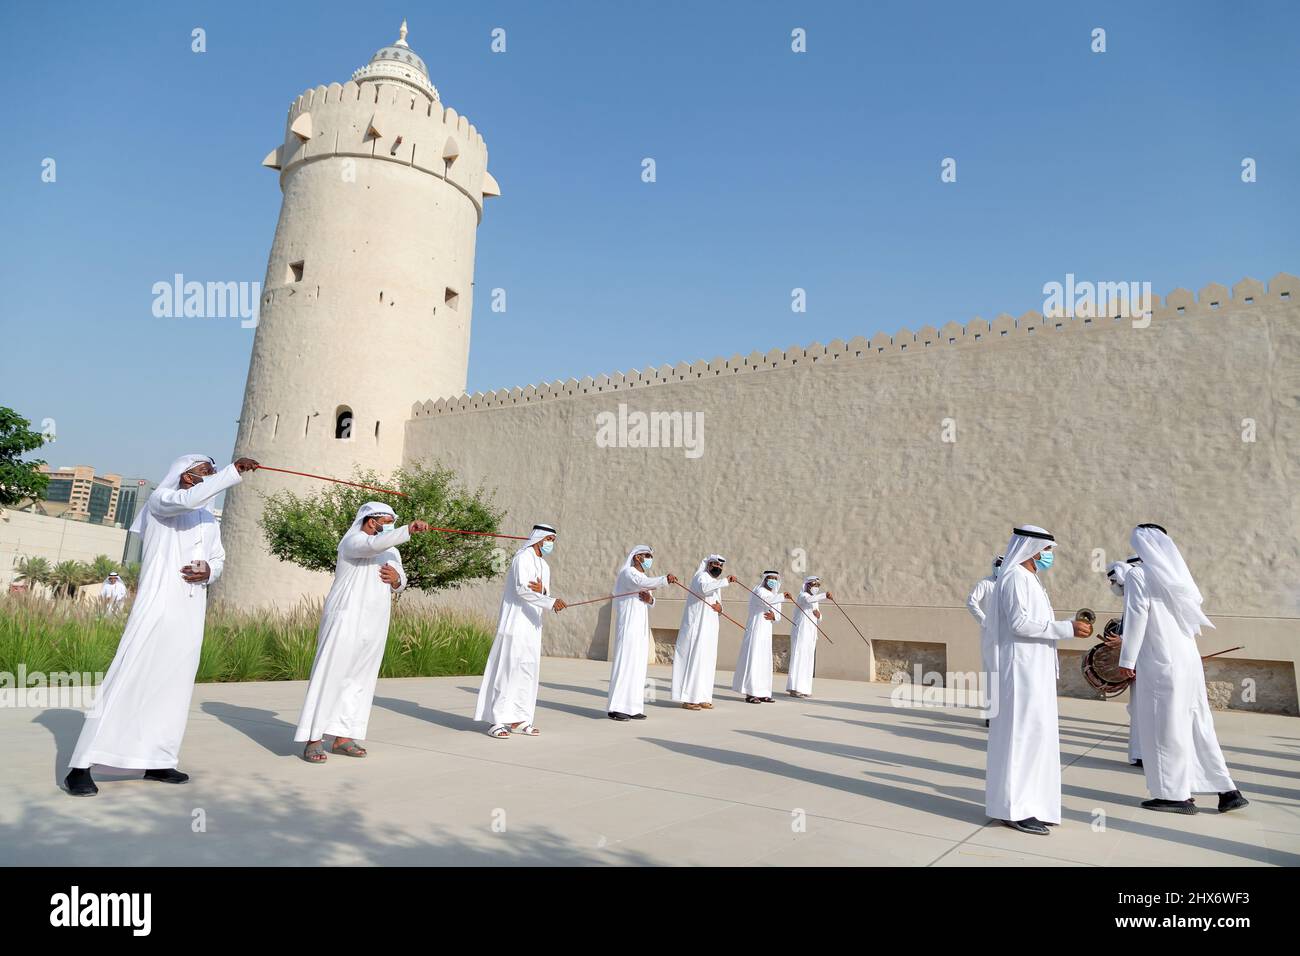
[214,22,499,608]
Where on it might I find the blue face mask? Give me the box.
[540,539,554,556]
[765,578,779,591]
[641,556,653,571]
[1034,551,1054,572]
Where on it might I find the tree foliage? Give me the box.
[259,462,507,595]
[0,407,49,507]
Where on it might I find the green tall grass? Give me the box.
[0,594,493,684]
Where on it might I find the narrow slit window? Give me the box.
[445,287,460,311]
[287,260,305,283]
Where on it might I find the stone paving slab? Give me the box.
[2,659,1297,866]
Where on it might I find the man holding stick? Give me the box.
[607,546,678,721]
[671,554,736,711]
[733,570,786,704]
[476,523,567,739]
[294,502,434,761]
[786,575,831,699]
[64,454,259,796]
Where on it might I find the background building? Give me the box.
[37,465,122,525]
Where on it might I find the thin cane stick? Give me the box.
[1201,645,1244,661]
[672,579,745,629]
[827,594,870,646]
[258,465,410,497]
[564,590,644,608]
[733,577,833,645]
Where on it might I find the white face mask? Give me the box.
[1109,581,1125,597]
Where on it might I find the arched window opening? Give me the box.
[335,406,353,440]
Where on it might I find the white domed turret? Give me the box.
[352,20,439,101]
[214,22,499,609]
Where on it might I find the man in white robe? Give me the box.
[983,525,1092,834]
[99,572,127,613]
[965,555,1002,723]
[786,575,831,698]
[1105,557,1143,766]
[607,545,677,721]
[64,453,259,796]
[1117,523,1247,815]
[295,502,433,761]
[672,554,735,710]
[476,523,568,738]
[733,570,786,704]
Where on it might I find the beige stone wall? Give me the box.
[401,276,1300,708]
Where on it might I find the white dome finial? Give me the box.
[396,19,409,47]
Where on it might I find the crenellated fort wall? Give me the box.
[401,274,1300,712]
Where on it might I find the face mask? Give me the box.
[808,583,819,593]
[992,563,1001,577]
[765,579,779,591]
[1109,581,1124,597]
[1034,551,1054,572]
[707,566,722,578]
[540,539,554,556]
[641,557,653,571]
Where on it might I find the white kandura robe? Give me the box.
[476,546,554,726]
[293,525,409,742]
[70,464,241,770]
[966,574,997,681]
[984,564,1072,824]
[100,579,127,612]
[1119,567,1234,799]
[733,587,784,698]
[785,589,825,695]
[607,566,668,715]
[671,570,729,704]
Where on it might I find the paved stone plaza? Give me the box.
[2,659,1297,866]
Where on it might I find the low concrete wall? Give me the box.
[0,510,127,590]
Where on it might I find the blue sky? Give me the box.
[2,0,1297,482]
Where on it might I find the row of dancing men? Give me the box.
[60,454,1249,832]
[62,455,828,790]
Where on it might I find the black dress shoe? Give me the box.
[607,712,631,721]
[630,713,647,720]
[1141,798,1196,814]
[745,696,762,704]
[144,768,189,785]
[760,697,775,703]
[64,768,97,797]
[1004,817,1049,835]
[1218,790,1249,813]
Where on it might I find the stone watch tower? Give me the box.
[214,21,499,608]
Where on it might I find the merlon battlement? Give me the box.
[410,273,1298,418]
[262,80,496,213]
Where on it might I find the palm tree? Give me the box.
[49,560,93,599]
[88,554,119,582]
[118,562,141,591]
[12,555,52,592]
